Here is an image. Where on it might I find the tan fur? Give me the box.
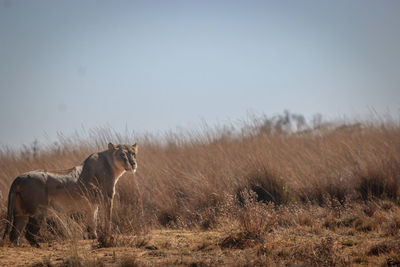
[2,143,138,247]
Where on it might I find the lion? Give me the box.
[2,143,138,247]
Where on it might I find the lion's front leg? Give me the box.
[102,196,114,233]
[87,205,99,239]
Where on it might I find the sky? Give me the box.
[1,0,400,149]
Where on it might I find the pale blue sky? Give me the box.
[1,0,400,148]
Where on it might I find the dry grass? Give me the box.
[0,112,399,266]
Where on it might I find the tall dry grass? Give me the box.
[0,112,399,240]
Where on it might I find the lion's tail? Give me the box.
[2,179,18,240]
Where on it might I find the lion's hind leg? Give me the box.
[10,215,28,246]
[25,216,43,248]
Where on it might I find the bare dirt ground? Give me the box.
[0,230,227,267]
[1,228,399,266]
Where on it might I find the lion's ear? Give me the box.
[132,143,138,153]
[108,143,116,150]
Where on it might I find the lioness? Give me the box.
[2,143,138,247]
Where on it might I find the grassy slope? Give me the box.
[0,115,399,266]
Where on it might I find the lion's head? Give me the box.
[108,143,138,172]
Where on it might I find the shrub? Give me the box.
[237,167,293,206]
[357,162,400,202]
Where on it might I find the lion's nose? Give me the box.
[129,159,136,168]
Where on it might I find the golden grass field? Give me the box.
[0,113,399,266]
